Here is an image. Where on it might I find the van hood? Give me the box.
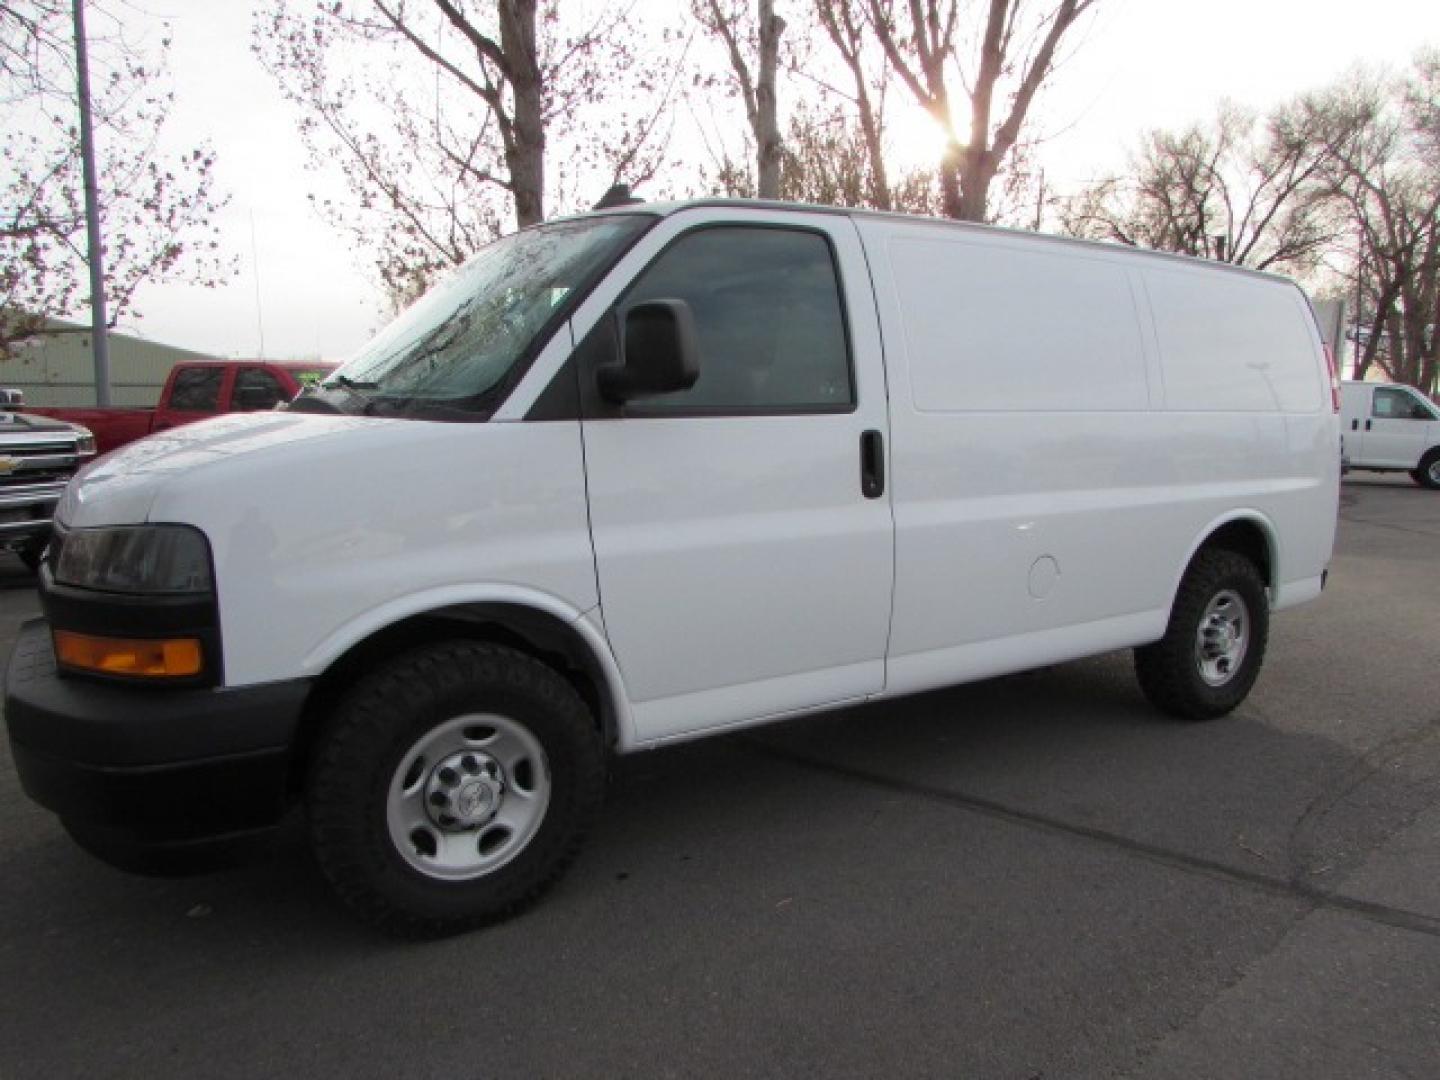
[48,410,596,688]
[57,412,389,528]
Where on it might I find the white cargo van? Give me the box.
[4,201,1340,935]
[1339,379,1440,488]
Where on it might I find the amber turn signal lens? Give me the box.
[53,631,203,678]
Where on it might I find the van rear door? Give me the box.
[571,209,894,744]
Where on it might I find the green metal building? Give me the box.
[0,316,219,407]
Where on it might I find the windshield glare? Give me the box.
[316,214,650,417]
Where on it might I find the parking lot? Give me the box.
[1,475,1436,1079]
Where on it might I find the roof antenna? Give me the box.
[593,184,643,210]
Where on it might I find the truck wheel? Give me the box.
[1134,549,1269,721]
[17,536,46,572]
[307,641,604,937]
[1413,449,1440,490]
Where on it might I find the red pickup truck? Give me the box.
[26,360,334,455]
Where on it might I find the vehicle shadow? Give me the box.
[2,651,1431,955]
[1,650,1435,1079]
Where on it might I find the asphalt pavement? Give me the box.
[1,475,1437,1079]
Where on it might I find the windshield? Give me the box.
[295,214,651,419]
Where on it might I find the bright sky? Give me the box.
[122,0,1440,361]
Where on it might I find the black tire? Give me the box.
[17,536,46,572]
[1413,449,1440,490]
[1134,549,1269,721]
[307,641,604,938]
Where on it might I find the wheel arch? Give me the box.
[288,591,633,796]
[1168,512,1279,614]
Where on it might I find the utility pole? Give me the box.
[1351,224,1365,380]
[73,0,112,406]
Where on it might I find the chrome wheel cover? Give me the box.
[1195,588,1249,687]
[386,714,550,880]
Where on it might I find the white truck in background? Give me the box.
[5,200,1340,936]
[1340,379,1440,489]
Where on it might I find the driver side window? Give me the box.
[619,226,854,415]
[1373,387,1432,421]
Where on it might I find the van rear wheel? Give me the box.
[1135,549,1269,721]
[1413,449,1440,490]
[307,641,604,937]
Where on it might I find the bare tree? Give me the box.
[1,1,229,359]
[768,100,937,212]
[693,0,787,199]
[257,1,679,305]
[814,0,891,209]
[1060,102,1338,273]
[1304,54,1440,393]
[863,0,1097,222]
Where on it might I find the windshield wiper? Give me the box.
[286,373,380,416]
[328,374,380,391]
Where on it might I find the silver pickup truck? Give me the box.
[0,405,96,569]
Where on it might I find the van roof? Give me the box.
[579,197,1300,288]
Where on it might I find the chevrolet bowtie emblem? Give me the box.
[0,456,20,475]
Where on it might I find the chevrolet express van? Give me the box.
[1339,379,1440,488]
[4,201,1340,935]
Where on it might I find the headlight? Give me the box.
[53,525,213,594]
[73,426,97,456]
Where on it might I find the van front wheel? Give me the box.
[307,641,604,937]
[1135,549,1269,721]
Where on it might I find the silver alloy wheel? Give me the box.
[386,714,550,880]
[1429,458,1440,485]
[1194,588,1249,687]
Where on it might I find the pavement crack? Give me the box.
[742,737,1440,941]
[1283,714,1440,886]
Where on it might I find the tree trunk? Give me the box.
[939,141,964,219]
[501,0,545,227]
[754,0,785,200]
[863,1,1094,224]
[950,146,996,223]
[856,92,891,211]
[955,145,999,222]
[817,0,888,210]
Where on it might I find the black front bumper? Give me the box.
[5,619,311,844]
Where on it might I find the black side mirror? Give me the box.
[597,299,700,403]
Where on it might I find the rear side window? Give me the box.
[620,226,853,414]
[168,367,223,411]
[231,368,289,412]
